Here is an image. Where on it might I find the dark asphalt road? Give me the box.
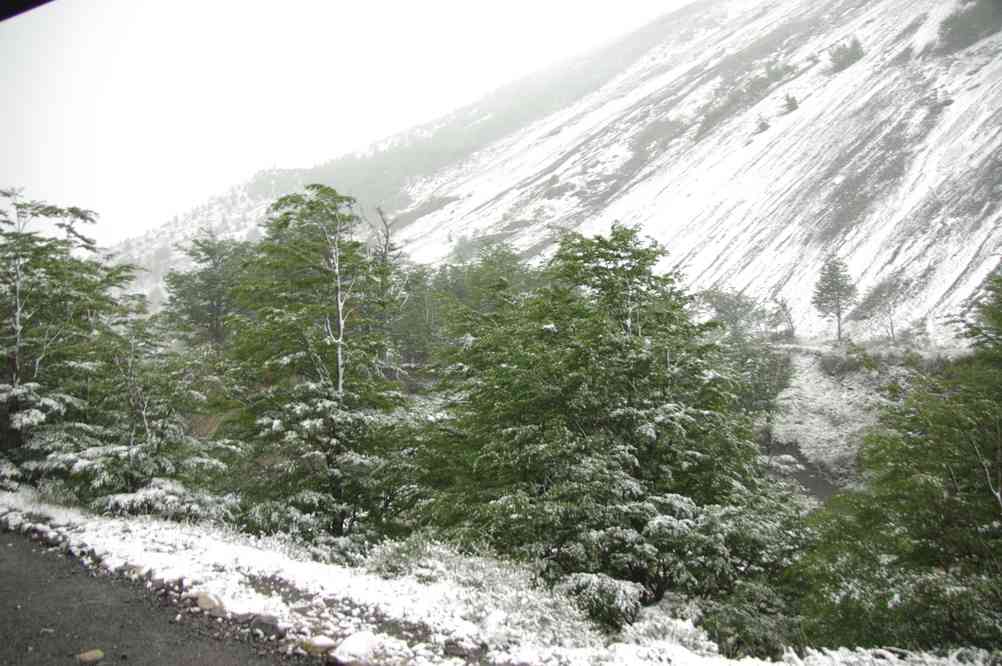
[0,530,287,665]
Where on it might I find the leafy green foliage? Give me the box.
[219,185,409,543]
[23,309,230,509]
[700,581,803,660]
[0,190,236,520]
[421,225,790,607]
[964,269,1002,353]
[555,573,645,630]
[229,185,389,398]
[0,189,133,453]
[163,231,250,349]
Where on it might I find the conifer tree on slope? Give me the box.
[812,255,857,341]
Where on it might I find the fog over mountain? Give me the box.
[115,0,1002,341]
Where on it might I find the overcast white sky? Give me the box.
[1,1,695,245]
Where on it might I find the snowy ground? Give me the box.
[769,342,958,485]
[0,487,992,666]
[771,346,886,483]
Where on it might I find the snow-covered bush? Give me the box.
[0,382,77,460]
[232,381,405,544]
[621,597,721,656]
[365,535,601,648]
[94,478,237,523]
[32,477,79,505]
[555,573,645,630]
[425,226,801,615]
[0,457,20,491]
[366,533,446,581]
[239,497,370,565]
[7,311,236,526]
[24,418,230,508]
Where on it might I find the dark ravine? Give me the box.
[766,440,839,502]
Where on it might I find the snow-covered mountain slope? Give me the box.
[115,0,1002,339]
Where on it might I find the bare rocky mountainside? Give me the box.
[115,0,1002,340]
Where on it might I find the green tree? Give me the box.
[769,296,796,340]
[387,243,540,376]
[27,305,231,516]
[829,37,864,72]
[783,93,799,113]
[229,185,387,397]
[0,189,132,454]
[812,256,856,341]
[964,268,1002,353]
[225,184,406,543]
[700,289,768,342]
[0,190,226,516]
[163,230,250,350]
[423,225,788,606]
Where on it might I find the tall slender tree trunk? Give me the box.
[835,294,843,341]
[331,219,347,399]
[3,212,27,451]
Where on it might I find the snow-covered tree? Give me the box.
[24,304,233,515]
[424,225,788,605]
[0,189,132,455]
[225,185,406,542]
[850,275,911,342]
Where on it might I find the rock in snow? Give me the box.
[331,631,380,664]
[76,648,104,664]
[332,631,409,665]
[302,634,336,655]
[195,591,224,613]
